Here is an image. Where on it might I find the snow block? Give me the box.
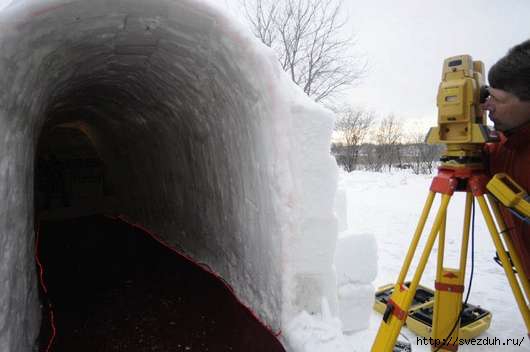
[337,283,374,333]
[334,234,377,333]
[334,233,378,285]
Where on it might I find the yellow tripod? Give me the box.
[371,163,530,351]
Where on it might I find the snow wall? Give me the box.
[0,0,342,350]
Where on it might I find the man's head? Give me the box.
[482,39,530,133]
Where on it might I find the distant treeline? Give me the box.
[331,142,444,174]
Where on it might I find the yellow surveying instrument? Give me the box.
[371,55,530,352]
[487,173,530,224]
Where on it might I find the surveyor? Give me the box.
[481,39,530,279]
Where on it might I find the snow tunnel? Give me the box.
[0,0,339,351]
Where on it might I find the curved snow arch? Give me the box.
[0,0,339,350]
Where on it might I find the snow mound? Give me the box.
[285,299,358,352]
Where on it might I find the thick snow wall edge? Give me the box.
[0,0,339,351]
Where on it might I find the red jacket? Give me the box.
[487,122,530,279]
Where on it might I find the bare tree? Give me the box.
[241,0,278,46]
[374,114,403,172]
[241,0,366,105]
[334,106,374,171]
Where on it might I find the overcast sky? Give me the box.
[1,0,528,132]
[224,0,530,131]
[340,0,530,131]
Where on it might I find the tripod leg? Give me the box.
[435,213,447,285]
[372,194,452,352]
[432,193,473,351]
[476,195,530,334]
[487,194,530,302]
[458,193,473,275]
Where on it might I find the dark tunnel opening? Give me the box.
[35,124,112,219]
[33,124,285,351]
[35,215,285,352]
[33,100,285,351]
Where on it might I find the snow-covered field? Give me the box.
[342,169,528,351]
[288,169,528,352]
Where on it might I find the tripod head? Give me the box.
[426,55,495,169]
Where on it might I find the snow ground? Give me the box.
[285,169,530,352]
[341,169,529,352]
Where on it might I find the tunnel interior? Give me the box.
[0,1,340,351]
[32,66,285,351]
[21,0,284,326]
[27,1,285,347]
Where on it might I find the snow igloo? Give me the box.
[0,0,340,350]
